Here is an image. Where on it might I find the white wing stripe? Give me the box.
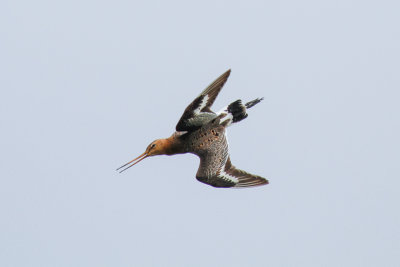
[218,170,239,183]
[194,95,209,114]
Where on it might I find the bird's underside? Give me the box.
[175,69,268,188]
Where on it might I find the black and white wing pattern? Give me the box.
[195,129,268,188]
[176,69,231,132]
[221,157,269,188]
[197,156,269,188]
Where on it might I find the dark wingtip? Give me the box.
[245,97,264,109]
[222,69,231,79]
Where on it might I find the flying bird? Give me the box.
[117,69,268,188]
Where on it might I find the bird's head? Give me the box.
[117,139,169,173]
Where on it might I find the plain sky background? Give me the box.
[1,0,399,266]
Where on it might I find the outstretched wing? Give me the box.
[176,69,231,132]
[197,156,268,188]
[195,127,268,188]
[223,158,269,188]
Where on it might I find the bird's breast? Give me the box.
[184,127,225,156]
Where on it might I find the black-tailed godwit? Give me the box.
[117,70,268,188]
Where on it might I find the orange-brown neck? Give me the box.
[147,134,185,156]
[159,135,185,156]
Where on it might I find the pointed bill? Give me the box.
[116,152,148,173]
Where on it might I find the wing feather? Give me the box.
[176,70,231,132]
[195,127,268,188]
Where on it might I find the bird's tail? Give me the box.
[227,100,248,123]
[219,97,263,126]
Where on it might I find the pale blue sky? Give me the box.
[1,0,399,266]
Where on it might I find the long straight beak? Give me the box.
[116,152,148,173]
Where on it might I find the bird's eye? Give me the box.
[151,144,156,149]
